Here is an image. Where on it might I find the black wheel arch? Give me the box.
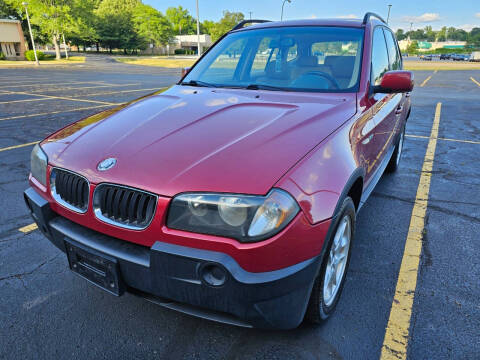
[319,167,364,260]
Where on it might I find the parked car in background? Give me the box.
[440,53,451,60]
[24,13,413,329]
[452,53,469,61]
[470,52,480,62]
[420,54,433,61]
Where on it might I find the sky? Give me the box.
[144,0,480,31]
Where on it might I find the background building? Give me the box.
[140,34,212,55]
[398,39,466,52]
[0,19,26,60]
[172,34,212,54]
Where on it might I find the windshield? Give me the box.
[183,26,364,92]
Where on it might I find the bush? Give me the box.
[0,52,5,60]
[174,48,196,55]
[25,50,45,61]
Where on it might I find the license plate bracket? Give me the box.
[65,238,124,296]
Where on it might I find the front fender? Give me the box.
[276,124,362,224]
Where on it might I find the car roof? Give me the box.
[234,18,383,32]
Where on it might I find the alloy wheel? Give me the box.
[396,130,404,166]
[323,215,352,307]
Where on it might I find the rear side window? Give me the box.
[384,29,402,70]
[371,27,389,86]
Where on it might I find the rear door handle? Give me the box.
[395,106,403,115]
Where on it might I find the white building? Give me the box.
[141,34,213,55]
[173,34,213,54]
[0,19,26,60]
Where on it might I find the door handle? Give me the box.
[395,106,403,115]
[362,134,373,145]
[405,92,411,98]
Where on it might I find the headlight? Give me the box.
[167,189,299,242]
[30,144,48,186]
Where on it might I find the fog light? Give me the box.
[200,263,227,287]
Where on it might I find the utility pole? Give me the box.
[281,0,291,21]
[387,4,392,24]
[196,0,201,57]
[22,2,39,66]
[407,22,414,47]
[249,11,253,20]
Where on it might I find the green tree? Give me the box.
[395,29,406,41]
[133,3,173,54]
[95,0,141,53]
[1,0,18,18]
[436,26,447,42]
[424,26,435,42]
[467,28,480,47]
[7,0,74,59]
[165,6,195,35]
[408,29,426,40]
[210,11,244,42]
[447,27,468,41]
[67,0,98,51]
[406,40,418,54]
[201,19,216,36]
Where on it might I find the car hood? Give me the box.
[42,86,356,197]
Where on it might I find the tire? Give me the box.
[386,125,405,173]
[305,197,356,324]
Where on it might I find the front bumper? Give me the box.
[24,187,320,329]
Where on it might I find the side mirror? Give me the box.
[181,67,191,78]
[375,70,414,93]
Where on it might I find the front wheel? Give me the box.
[305,197,355,323]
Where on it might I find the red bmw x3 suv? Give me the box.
[25,13,413,329]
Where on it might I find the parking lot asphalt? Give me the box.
[0,57,479,359]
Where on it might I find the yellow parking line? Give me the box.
[420,75,432,87]
[0,80,105,89]
[0,88,147,104]
[0,141,37,152]
[471,77,480,87]
[0,104,113,122]
[19,223,38,233]
[380,103,442,360]
[440,137,480,145]
[29,82,142,94]
[81,87,163,97]
[0,89,120,106]
[0,97,54,104]
[406,134,429,140]
[406,134,480,145]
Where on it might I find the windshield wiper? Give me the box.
[245,84,288,91]
[180,80,218,88]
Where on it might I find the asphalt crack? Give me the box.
[0,253,60,282]
[372,192,480,223]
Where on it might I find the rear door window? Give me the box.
[383,29,402,70]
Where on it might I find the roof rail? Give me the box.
[231,19,271,31]
[362,12,387,25]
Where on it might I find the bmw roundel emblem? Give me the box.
[97,158,117,171]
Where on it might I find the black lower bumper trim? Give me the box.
[24,187,320,329]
